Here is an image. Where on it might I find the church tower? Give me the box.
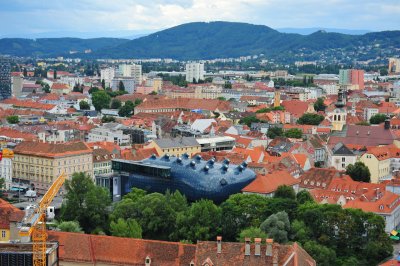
[331,88,347,131]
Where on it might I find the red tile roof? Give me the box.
[14,141,92,158]
[1,98,56,110]
[0,198,24,229]
[51,83,70,90]
[242,170,300,194]
[47,231,196,265]
[0,127,38,141]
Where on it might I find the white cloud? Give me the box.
[0,0,399,35]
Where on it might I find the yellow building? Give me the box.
[146,137,201,157]
[359,147,391,183]
[13,141,93,194]
[0,198,24,242]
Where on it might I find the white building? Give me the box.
[185,63,205,83]
[0,158,12,190]
[327,142,357,171]
[118,64,142,84]
[364,108,379,121]
[88,123,130,146]
[100,67,115,87]
[319,84,339,95]
[111,77,136,94]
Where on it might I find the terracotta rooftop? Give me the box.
[242,170,300,194]
[299,168,342,190]
[0,198,24,229]
[48,231,196,265]
[14,141,92,158]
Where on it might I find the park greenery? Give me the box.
[266,127,303,139]
[313,97,327,112]
[346,162,371,183]
[369,113,387,124]
[298,113,325,125]
[59,173,392,265]
[255,106,285,113]
[6,115,19,124]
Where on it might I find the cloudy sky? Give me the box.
[1,0,399,37]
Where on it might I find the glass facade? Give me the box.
[0,57,11,100]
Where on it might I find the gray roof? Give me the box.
[154,137,200,148]
[332,142,354,155]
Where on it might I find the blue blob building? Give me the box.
[110,154,256,202]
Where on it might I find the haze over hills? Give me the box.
[0,21,399,61]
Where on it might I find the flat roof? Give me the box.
[196,136,236,144]
[112,159,171,170]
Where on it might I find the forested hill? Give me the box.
[1,21,399,61]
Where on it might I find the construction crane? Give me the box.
[19,172,67,266]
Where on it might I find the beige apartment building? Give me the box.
[13,141,93,194]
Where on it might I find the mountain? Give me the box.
[92,22,400,60]
[0,21,399,61]
[0,37,129,57]
[277,27,371,35]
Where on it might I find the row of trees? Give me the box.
[59,173,392,265]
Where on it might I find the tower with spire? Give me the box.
[330,88,347,131]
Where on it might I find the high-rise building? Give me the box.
[0,57,12,100]
[185,62,205,83]
[389,58,400,75]
[339,69,364,90]
[118,64,142,84]
[100,67,115,88]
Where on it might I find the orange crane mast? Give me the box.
[19,172,67,266]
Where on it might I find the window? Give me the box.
[1,231,5,238]
[342,157,345,162]
[342,163,345,168]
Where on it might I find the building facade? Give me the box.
[185,63,205,82]
[12,142,93,194]
[339,69,364,90]
[0,57,12,100]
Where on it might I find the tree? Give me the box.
[0,178,4,198]
[284,128,302,138]
[267,127,283,139]
[217,96,226,101]
[369,113,387,124]
[101,79,106,89]
[111,99,122,109]
[118,102,134,117]
[346,162,371,182]
[176,199,221,243]
[60,172,111,233]
[298,113,324,125]
[260,211,290,243]
[296,190,314,205]
[238,227,267,242]
[118,81,125,91]
[224,81,232,89]
[6,115,19,124]
[110,218,142,238]
[220,193,269,241]
[92,90,111,111]
[53,69,57,79]
[73,84,83,93]
[88,87,100,94]
[101,116,116,123]
[239,115,260,127]
[149,91,157,95]
[43,83,51,93]
[274,185,296,200]
[79,101,90,110]
[313,98,326,112]
[303,241,337,266]
[58,221,83,233]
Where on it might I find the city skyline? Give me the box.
[0,0,399,37]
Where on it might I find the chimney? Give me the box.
[266,239,273,256]
[245,238,251,256]
[217,236,222,254]
[255,238,261,256]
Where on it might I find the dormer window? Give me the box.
[145,256,151,266]
[190,260,195,266]
[379,205,384,210]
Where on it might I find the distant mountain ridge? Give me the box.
[0,21,399,61]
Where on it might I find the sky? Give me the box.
[0,0,399,37]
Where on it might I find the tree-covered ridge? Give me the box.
[1,22,399,60]
[0,37,128,57]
